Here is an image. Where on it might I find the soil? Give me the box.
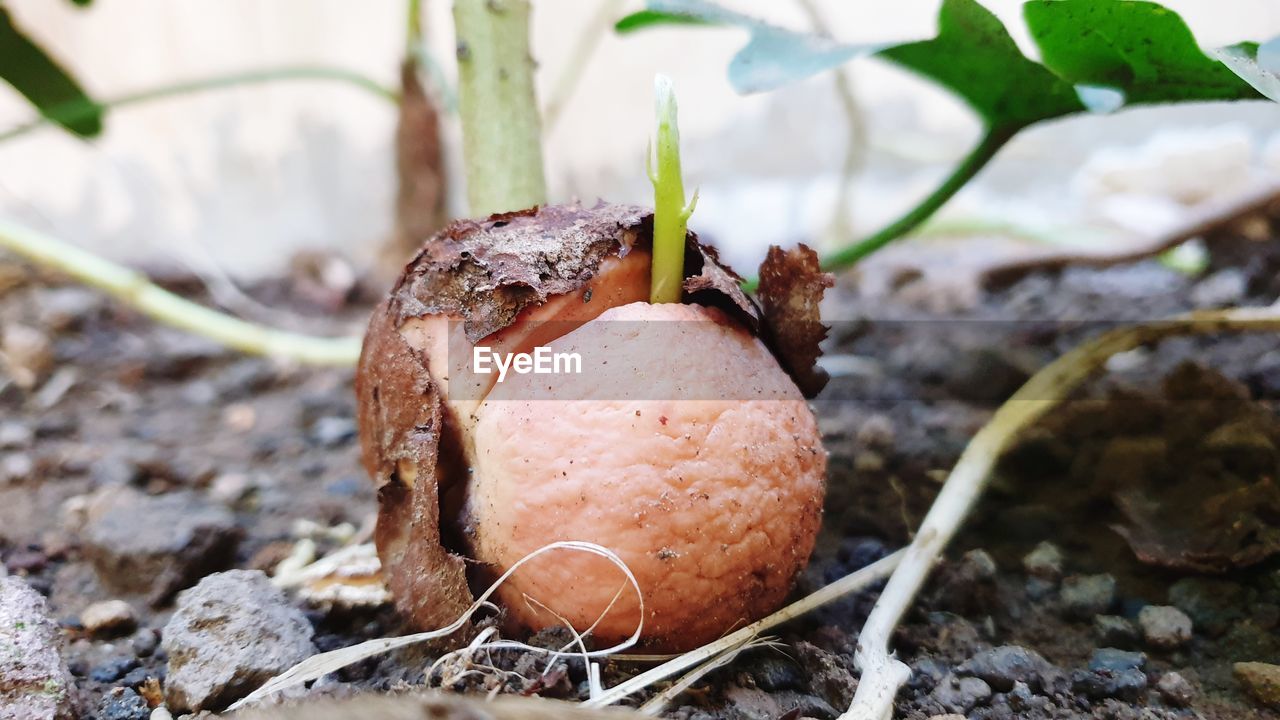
[3,207,1280,719]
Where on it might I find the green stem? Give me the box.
[741,125,1015,291]
[406,0,424,56]
[453,0,547,216]
[0,65,397,144]
[649,75,695,304]
[0,219,362,366]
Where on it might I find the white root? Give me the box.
[841,306,1280,720]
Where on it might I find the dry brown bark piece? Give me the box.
[384,60,448,279]
[1113,476,1280,573]
[756,244,834,398]
[356,302,472,631]
[391,203,649,342]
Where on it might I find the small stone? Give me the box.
[80,599,137,637]
[208,473,256,506]
[1139,605,1193,650]
[1094,615,1139,647]
[130,628,160,657]
[1156,671,1196,707]
[957,645,1055,693]
[1025,576,1056,601]
[96,687,150,720]
[746,654,805,692]
[309,416,356,448]
[1071,667,1148,701]
[1190,268,1248,309]
[931,673,992,714]
[79,486,240,603]
[163,570,315,712]
[36,287,101,332]
[1022,541,1063,581]
[1060,573,1117,619]
[945,347,1031,406]
[150,708,173,720]
[1168,577,1245,637]
[1236,661,1280,709]
[90,655,140,683]
[0,421,33,449]
[0,576,75,719]
[1088,648,1146,673]
[1,323,54,388]
[856,413,896,449]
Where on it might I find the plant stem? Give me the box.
[406,0,424,57]
[453,0,547,216]
[649,75,695,304]
[0,219,362,366]
[740,125,1014,291]
[0,66,397,144]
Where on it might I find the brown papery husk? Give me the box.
[356,201,829,633]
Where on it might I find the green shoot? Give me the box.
[649,74,698,304]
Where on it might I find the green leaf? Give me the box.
[614,9,709,33]
[877,0,1085,129]
[1024,0,1263,107]
[1211,40,1280,103]
[617,0,883,94]
[0,6,102,137]
[68,0,93,6]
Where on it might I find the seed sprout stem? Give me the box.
[649,74,696,304]
[0,66,396,144]
[841,305,1280,720]
[0,219,362,366]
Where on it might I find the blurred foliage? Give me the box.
[0,5,103,137]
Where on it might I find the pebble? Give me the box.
[90,655,140,683]
[1060,573,1117,619]
[1071,667,1148,701]
[1167,577,1245,637]
[309,416,357,447]
[0,577,75,719]
[130,628,161,657]
[1094,615,1140,647]
[1235,661,1280,709]
[80,599,137,637]
[856,413,896,449]
[1022,541,1063,581]
[1156,671,1196,707]
[2,323,54,388]
[163,570,316,712]
[931,673,992,714]
[79,486,240,603]
[150,709,173,720]
[944,347,1031,406]
[956,645,1055,693]
[745,654,805,692]
[97,687,150,720]
[1138,605,1193,649]
[0,420,33,449]
[1190,267,1248,308]
[1088,648,1146,673]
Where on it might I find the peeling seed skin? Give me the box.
[468,302,826,652]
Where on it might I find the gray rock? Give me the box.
[1071,667,1148,701]
[1168,577,1245,637]
[1022,541,1063,581]
[1139,605,1193,650]
[1060,573,1116,619]
[957,645,1055,693]
[1156,671,1196,707]
[162,570,315,712]
[80,486,240,604]
[931,673,992,714]
[1190,268,1248,309]
[1235,662,1280,710]
[0,421,33,449]
[0,576,75,719]
[309,416,356,448]
[1094,615,1139,647]
[96,687,150,720]
[1088,648,1146,673]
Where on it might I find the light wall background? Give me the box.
[0,1,1278,279]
